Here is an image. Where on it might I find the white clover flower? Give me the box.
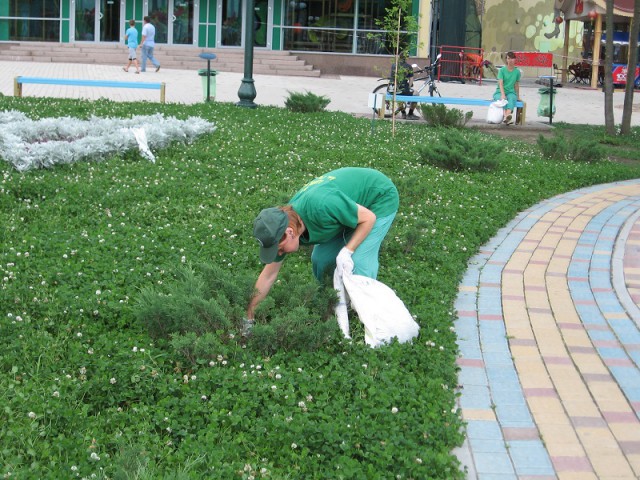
[391,407,399,414]
[90,452,100,461]
[52,391,60,397]
[291,443,298,449]
[415,458,423,464]
[132,346,138,352]
[201,395,207,401]
[79,367,86,375]
[110,378,116,384]
[190,375,196,381]
[87,348,94,355]
[271,385,277,390]
[95,290,101,295]
[77,332,83,338]
[275,373,282,380]
[28,411,36,419]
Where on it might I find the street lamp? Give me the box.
[237,0,258,108]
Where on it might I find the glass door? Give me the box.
[148,0,168,43]
[172,0,194,44]
[100,0,120,41]
[75,0,120,42]
[221,0,242,46]
[219,0,271,48]
[75,0,96,41]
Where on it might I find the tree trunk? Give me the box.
[603,0,615,135]
[620,0,640,135]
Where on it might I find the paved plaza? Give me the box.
[1,60,640,479]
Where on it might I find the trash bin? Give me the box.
[198,69,217,101]
[537,86,556,118]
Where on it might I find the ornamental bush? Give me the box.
[418,128,503,172]
[537,133,606,162]
[284,91,331,113]
[419,104,473,128]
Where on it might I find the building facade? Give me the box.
[0,0,424,56]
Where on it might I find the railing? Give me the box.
[437,45,484,85]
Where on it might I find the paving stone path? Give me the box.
[454,179,640,479]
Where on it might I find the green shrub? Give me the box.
[135,263,339,360]
[419,104,473,127]
[537,133,606,162]
[418,128,503,172]
[284,90,331,112]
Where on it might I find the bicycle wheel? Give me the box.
[429,83,441,97]
[372,83,404,117]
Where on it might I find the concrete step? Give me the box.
[0,42,321,77]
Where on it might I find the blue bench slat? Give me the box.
[17,77,163,90]
[386,94,525,108]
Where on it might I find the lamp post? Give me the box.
[237,0,258,108]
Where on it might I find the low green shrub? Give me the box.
[418,128,503,172]
[285,90,331,112]
[419,104,473,127]
[537,133,606,162]
[135,263,339,360]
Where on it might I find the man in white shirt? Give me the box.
[140,16,161,73]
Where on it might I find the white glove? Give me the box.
[335,247,354,276]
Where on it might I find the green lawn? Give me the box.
[1,96,639,479]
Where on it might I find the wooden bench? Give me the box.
[14,76,166,103]
[386,94,527,125]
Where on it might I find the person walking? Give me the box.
[123,19,140,74]
[245,167,399,325]
[140,16,160,73]
[493,51,521,124]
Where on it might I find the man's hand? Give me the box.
[335,247,354,276]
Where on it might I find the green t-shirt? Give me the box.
[495,66,521,96]
[289,167,399,246]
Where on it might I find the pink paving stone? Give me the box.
[567,277,588,282]
[582,373,612,382]
[602,411,640,423]
[526,285,547,292]
[593,340,621,348]
[456,358,485,368]
[529,307,553,314]
[591,287,613,293]
[518,477,557,480]
[536,246,556,251]
[546,271,566,277]
[573,258,590,263]
[504,268,525,274]
[604,358,635,367]
[558,323,584,330]
[502,427,541,441]
[574,299,597,305]
[568,345,596,354]
[584,324,610,331]
[571,416,606,427]
[524,388,559,398]
[567,229,585,234]
[503,294,526,301]
[479,314,503,321]
[554,254,572,259]
[620,441,640,455]
[457,310,478,319]
[552,456,594,472]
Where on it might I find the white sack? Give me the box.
[334,270,419,348]
[333,267,351,339]
[486,99,506,124]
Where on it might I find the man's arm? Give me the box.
[345,204,376,253]
[246,260,283,319]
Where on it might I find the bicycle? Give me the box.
[372,54,442,117]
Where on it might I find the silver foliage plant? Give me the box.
[0,111,216,172]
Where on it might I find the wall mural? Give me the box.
[481,0,583,66]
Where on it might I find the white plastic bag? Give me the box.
[333,269,419,347]
[486,100,506,124]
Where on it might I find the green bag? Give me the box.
[537,87,556,118]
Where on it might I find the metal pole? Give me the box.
[237,0,257,108]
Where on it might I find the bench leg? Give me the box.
[14,78,22,98]
[516,103,526,125]
[160,83,166,103]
